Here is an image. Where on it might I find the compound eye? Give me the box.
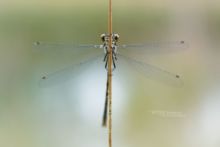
[101,34,106,42]
[114,34,119,41]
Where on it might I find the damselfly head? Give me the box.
[101,33,119,43]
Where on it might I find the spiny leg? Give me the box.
[103,52,108,62]
[113,51,117,60]
[112,54,116,70]
[105,54,109,70]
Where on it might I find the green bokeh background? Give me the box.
[1,0,220,147]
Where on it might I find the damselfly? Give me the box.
[33,33,188,126]
[34,1,188,147]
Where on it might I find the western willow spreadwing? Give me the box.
[33,33,188,126]
[33,0,189,146]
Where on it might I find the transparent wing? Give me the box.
[118,54,183,87]
[119,41,188,54]
[38,53,103,88]
[33,41,103,53]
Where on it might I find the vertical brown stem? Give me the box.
[108,0,113,147]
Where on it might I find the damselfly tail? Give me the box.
[102,75,109,127]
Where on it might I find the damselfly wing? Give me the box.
[33,34,188,126]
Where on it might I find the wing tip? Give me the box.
[180,40,190,49]
[175,75,184,88]
[33,41,41,46]
[41,76,47,80]
[175,74,180,78]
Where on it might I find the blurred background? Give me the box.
[0,0,220,147]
